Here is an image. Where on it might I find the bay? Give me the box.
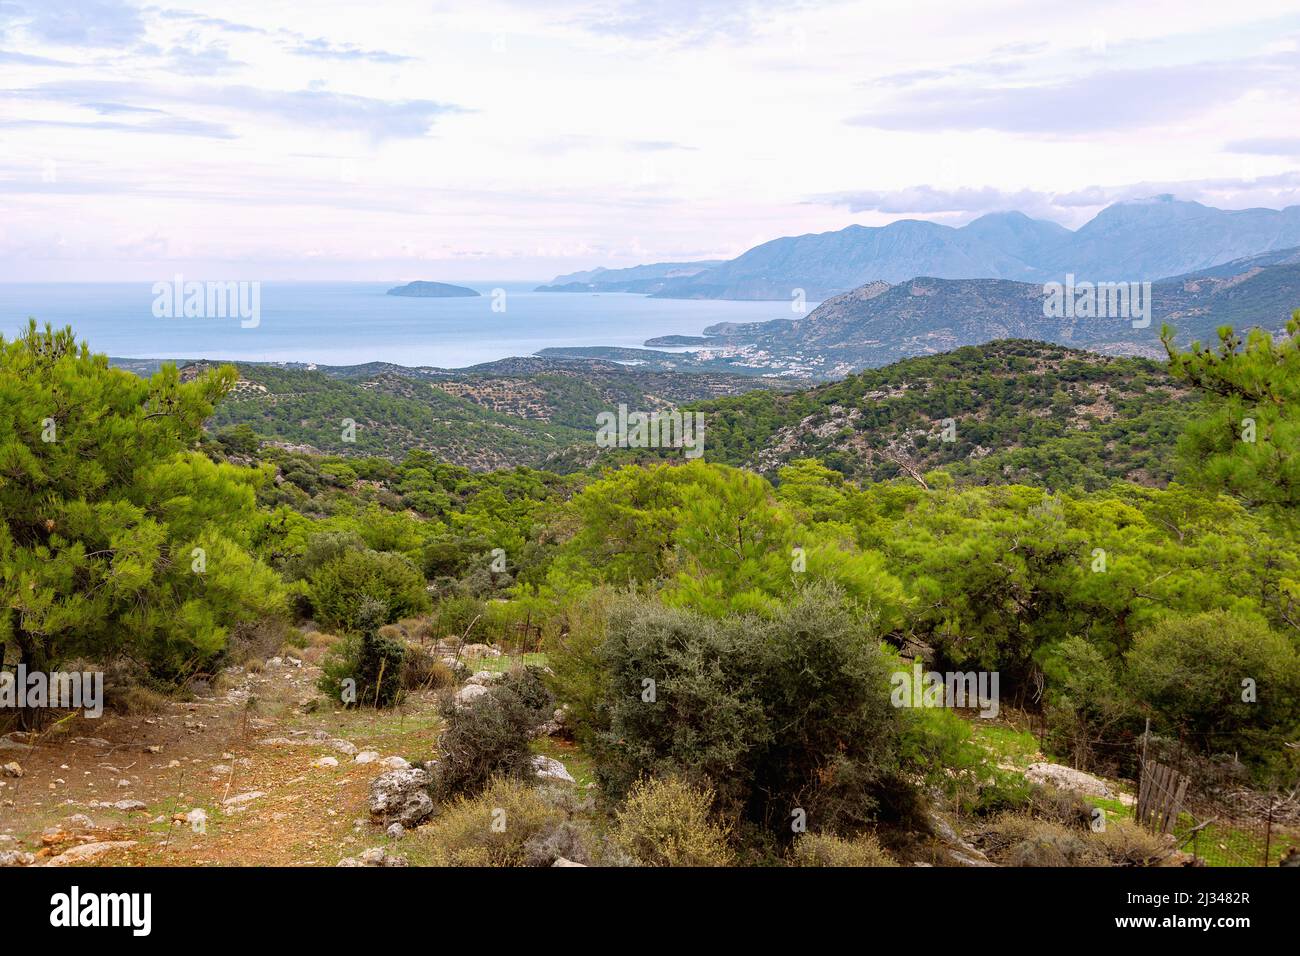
[0,281,796,369]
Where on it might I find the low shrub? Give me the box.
[788,831,897,867]
[317,610,407,708]
[428,595,487,642]
[402,645,454,691]
[418,778,563,866]
[975,812,1171,866]
[592,588,912,836]
[496,665,555,721]
[607,776,734,867]
[431,686,537,799]
[1093,820,1173,866]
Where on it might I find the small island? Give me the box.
[386,280,480,298]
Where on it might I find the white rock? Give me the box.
[354,751,380,764]
[453,683,492,708]
[467,670,504,686]
[1025,762,1116,800]
[530,755,575,784]
[329,739,358,756]
[552,857,587,867]
[222,791,266,807]
[379,756,410,771]
[46,840,137,866]
[1,762,24,778]
[368,767,434,827]
[312,756,340,769]
[386,823,405,839]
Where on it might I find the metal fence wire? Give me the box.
[1136,731,1300,867]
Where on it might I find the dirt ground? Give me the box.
[0,656,444,866]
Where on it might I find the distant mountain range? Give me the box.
[535,260,724,294]
[541,196,1300,301]
[634,248,1300,373]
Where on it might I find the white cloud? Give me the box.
[0,0,1298,279]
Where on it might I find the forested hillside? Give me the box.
[201,356,792,469]
[689,340,1194,489]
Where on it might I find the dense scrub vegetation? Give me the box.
[4,314,1299,864]
[688,341,1195,489]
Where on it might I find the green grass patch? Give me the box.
[971,722,1041,770]
[531,737,596,789]
[464,652,549,674]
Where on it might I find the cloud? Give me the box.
[1225,137,1300,157]
[871,41,1047,88]
[0,0,145,47]
[289,37,413,64]
[0,115,236,138]
[813,184,1058,216]
[813,173,1300,223]
[849,56,1297,134]
[155,9,267,35]
[11,80,463,139]
[567,0,814,46]
[0,48,75,66]
[627,139,696,152]
[166,42,244,75]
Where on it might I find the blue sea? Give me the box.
[0,281,796,369]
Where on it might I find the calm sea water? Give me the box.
[0,281,796,369]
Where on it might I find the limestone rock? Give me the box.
[1025,762,1116,800]
[531,755,575,784]
[369,767,434,827]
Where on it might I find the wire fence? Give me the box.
[1134,730,1300,867]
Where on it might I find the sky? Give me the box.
[1,0,1299,281]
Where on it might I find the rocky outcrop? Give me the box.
[368,767,434,828]
[531,755,575,784]
[1025,762,1117,800]
[45,840,138,866]
[338,846,408,866]
[453,683,492,708]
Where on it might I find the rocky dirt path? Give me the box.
[0,657,442,867]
